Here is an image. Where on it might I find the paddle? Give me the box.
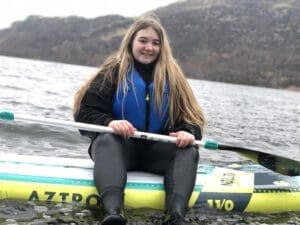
[0,111,299,176]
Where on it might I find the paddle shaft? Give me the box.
[0,112,207,147]
[1,111,299,176]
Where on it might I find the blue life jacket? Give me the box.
[112,69,169,132]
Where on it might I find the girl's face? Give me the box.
[131,27,161,65]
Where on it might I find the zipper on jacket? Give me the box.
[145,87,150,131]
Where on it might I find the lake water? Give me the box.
[0,55,299,224]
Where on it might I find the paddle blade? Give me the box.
[218,145,300,176]
[257,153,300,177]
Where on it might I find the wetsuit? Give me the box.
[75,60,201,216]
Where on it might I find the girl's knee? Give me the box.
[93,133,118,145]
[178,146,199,163]
[189,146,199,162]
[91,133,123,159]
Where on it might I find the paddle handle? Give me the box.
[0,111,218,149]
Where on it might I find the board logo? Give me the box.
[220,172,236,186]
[207,199,235,211]
[28,190,100,206]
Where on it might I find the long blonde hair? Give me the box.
[73,16,205,131]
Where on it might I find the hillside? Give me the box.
[0,0,299,89]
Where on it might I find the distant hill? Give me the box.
[0,0,299,90]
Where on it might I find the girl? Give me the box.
[73,16,205,225]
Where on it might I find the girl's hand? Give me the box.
[108,120,136,138]
[169,131,195,148]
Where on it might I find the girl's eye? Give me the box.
[138,39,160,46]
[139,39,147,43]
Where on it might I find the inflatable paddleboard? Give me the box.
[0,153,299,213]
